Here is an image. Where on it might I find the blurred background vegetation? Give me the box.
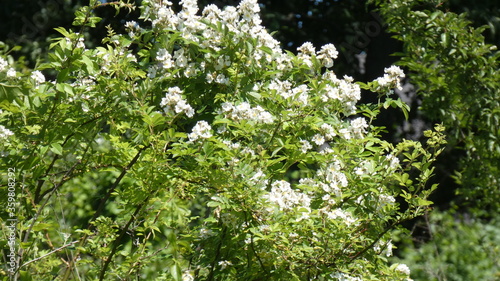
[1,0,499,280]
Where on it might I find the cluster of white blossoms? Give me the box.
[375,65,405,91]
[219,102,273,124]
[66,33,85,49]
[349,117,369,138]
[378,193,396,209]
[199,228,215,239]
[299,139,313,153]
[311,123,337,147]
[144,0,280,72]
[330,272,363,281]
[321,73,362,115]
[0,57,7,71]
[395,263,411,276]
[188,120,212,141]
[317,43,339,68]
[374,239,394,257]
[319,161,348,194]
[323,208,356,226]
[385,153,401,170]
[218,260,232,270]
[264,180,311,211]
[268,79,309,105]
[297,42,339,68]
[0,125,14,139]
[160,86,195,117]
[124,20,142,38]
[30,70,45,86]
[0,57,16,78]
[297,42,316,67]
[156,48,174,70]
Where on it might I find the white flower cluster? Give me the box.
[268,79,309,106]
[374,240,393,257]
[375,65,405,90]
[395,263,411,275]
[31,70,45,86]
[0,57,7,72]
[349,117,369,138]
[311,123,337,147]
[321,73,361,115]
[378,193,396,209]
[218,260,232,270]
[188,120,212,141]
[330,272,362,281]
[160,86,195,117]
[219,102,273,124]
[319,161,348,195]
[144,0,281,72]
[385,154,401,170]
[323,208,356,226]
[264,180,311,211]
[317,43,339,68]
[297,41,339,68]
[124,20,142,38]
[299,139,313,153]
[297,42,316,68]
[0,57,16,78]
[199,228,215,239]
[0,125,14,139]
[156,48,174,70]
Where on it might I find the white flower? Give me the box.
[264,180,311,211]
[317,43,338,68]
[395,264,411,275]
[76,37,85,49]
[157,48,174,69]
[385,154,400,170]
[299,140,312,153]
[6,68,16,78]
[375,65,405,90]
[199,228,214,239]
[0,125,14,139]
[218,260,232,270]
[188,121,212,141]
[161,87,194,117]
[350,117,368,138]
[320,123,336,140]
[297,42,315,56]
[325,208,356,226]
[31,70,45,85]
[0,57,8,72]
[312,134,325,146]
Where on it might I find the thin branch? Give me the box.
[20,240,79,268]
[98,198,148,281]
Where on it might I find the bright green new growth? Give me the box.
[1,0,445,280]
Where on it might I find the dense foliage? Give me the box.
[373,0,500,215]
[394,212,500,281]
[0,0,448,280]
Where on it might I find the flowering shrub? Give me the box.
[0,0,445,280]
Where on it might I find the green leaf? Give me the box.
[50,143,63,155]
[0,83,22,104]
